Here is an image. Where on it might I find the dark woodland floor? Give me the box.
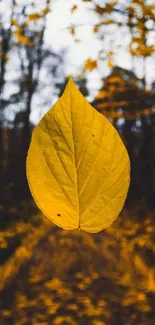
[0,200,155,325]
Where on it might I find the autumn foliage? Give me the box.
[1,1,155,324]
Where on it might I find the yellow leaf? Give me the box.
[0,237,8,248]
[134,254,148,274]
[93,25,99,33]
[77,73,83,78]
[108,51,114,56]
[95,90,108,99]
[11,19,18,26]
[22,21,29,27]
[107,59,113,68]
[14,30,34,46]
[84,58,98,71]
[26,78,130,233]
[70,27,75,35]
[148,270,155,292]
[71,5,78,13]
[42,7,51,15]
[2,310,12,317]
[28,13,43,21]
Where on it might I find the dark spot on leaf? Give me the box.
[57,213,61,217]
[92,134,94,137]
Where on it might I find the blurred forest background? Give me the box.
[1,0,155,324]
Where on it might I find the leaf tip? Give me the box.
[64,76,79,95]
[68,76,75,85]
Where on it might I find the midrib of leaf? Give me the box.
[69,80,80,226]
